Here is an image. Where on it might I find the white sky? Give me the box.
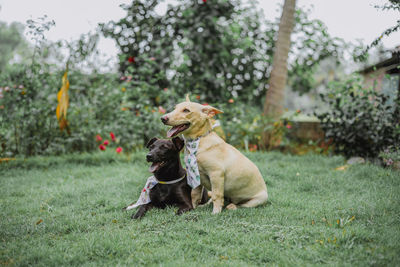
[0,0,399,59]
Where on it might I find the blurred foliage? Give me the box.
[0,21,29,71]
[355,0,400,60]
[288,8,345,93]
[1,0,353,156]
[315,75,400,158]
[379,145,400,167]
[101,0,346,105]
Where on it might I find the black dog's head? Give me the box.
[145,137,184,173]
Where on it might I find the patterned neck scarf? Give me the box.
[183,137,201,188]
[183,120,219,189]
[124,175,185,210]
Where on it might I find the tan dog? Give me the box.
[161,96,268,214]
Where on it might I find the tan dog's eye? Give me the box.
[183,108,190,113]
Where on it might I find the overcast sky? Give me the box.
[0,0,399,59]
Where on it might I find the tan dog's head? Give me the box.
[161,95,223,139]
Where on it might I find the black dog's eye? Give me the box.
[183,108,190,113]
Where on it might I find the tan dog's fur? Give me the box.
[163,97,268,214]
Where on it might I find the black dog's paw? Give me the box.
[177,207,192,215]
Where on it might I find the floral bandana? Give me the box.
[182,121,220,189]
[124,175,185,210]
[124,176,158,210]
[183,137,201,188]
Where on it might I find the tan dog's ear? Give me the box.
[202,105,223,118]
[185,94,191,102]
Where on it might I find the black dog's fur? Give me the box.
[124,137,194,219]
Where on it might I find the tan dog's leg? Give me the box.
[239,191,268,208]
[209,171,225,214]
[191,186,203,208]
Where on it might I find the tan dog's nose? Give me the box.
[161,115,169,124]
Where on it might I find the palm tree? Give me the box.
[263,0,297,147]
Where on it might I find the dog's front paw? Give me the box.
[226,203,237,210]
[212,206,222,214]
[192,200,201,209]
[177,207,192,215]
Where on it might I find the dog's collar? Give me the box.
[183,120,219,142]
[183,130,212,142]
[155,173,186,184]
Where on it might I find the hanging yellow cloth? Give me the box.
[56,70,70,133]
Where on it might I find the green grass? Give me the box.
[1,151,399,266]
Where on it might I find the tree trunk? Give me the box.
[262,0,297,148]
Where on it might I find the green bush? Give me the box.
[217,102,263,149]
[101,0,345,107]
[0,1,349,157]
[0,63,61,156]
[0,60,178,156]
[316,75,400,158]
[379,146,400,167]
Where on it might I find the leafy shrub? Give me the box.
[0,1,349,157]
[379,146,400,167]
[0,60,177,156]
[0,63,62,156]
[316,75,400,158]
[217,101,263,149]
[101,0,346,107]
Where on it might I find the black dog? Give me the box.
[123,137,194,219]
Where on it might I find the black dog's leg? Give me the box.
[132,203,154,219]
[177,204,193,215]
[175,185,194,215]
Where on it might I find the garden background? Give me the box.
[0,0,398,159]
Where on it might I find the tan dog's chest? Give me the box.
[195,133,267,204]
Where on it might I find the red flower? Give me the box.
[103,140,109,146]
[163,88,168,91]
[99,144,106,151]
[96,134,102,142]
[116,147,123,153]
[142,188,146,192]
[228,98,234,103]
[249,144,258,152]
[158,106,166,114]
[110,132,116,141]
[203,0,207,3]
[128,56,135,63]
[286,124,292,129]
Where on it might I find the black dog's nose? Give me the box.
[161,115,169,124]
[146,153,153,161]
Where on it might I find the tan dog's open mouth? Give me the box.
[167,123,190,138]
[149,161,166,173]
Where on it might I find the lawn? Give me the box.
[1,151,399,266]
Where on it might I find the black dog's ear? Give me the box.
[146,137,158,148]
[172,136,184,151]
